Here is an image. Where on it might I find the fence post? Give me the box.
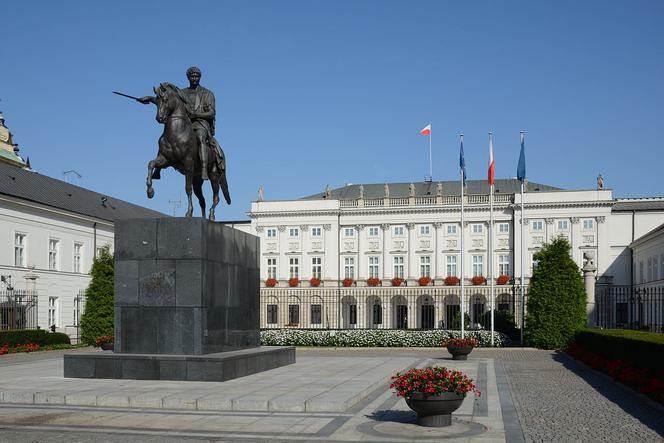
[582,251,598,327]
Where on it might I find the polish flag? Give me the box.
[488,133,495,186]
[420,124,431,136]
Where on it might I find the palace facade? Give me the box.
[246,180,664,330]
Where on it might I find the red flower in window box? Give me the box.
[309,277,321,287]
[265,278,277,287]
[444,276,460,286]
[496,275,510,285]
[288,277,300,287]
[471,275,487,285]
[418,276,432,286]
[391,277,403,287]
[342,277,354,287]
[367,277,381,287]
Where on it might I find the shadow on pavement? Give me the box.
[366,409,417,424]
[552,351,664,438]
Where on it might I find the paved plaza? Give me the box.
[0,348,662,442]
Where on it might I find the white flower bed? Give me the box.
[260,329,509,347]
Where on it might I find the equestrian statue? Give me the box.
[115,66,231,221]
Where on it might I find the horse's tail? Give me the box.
[219,171,231,205]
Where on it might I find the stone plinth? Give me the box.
[64,346,295,381]
[113,217,260,355]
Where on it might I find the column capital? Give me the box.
[433,222,444,229]
[323,224,332,231]
[355,224,365,231]
[595,216,606,224]
[380,223,391,231]
[405,223,415,231]
[277,225,286,232]
[300,224,309,232]
[545,218,555,225]
[255,226,264,233]
[570,217,580,224]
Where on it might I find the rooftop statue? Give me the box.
[115,67,230,220]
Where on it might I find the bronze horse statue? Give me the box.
[146,83,231,220]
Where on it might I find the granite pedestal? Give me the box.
[64,217,295,381]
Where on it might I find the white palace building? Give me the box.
[247,180,664,331]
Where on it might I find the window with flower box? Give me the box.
[267,258,277,279]
[420,256,431,278]
[498,254,510,276]
[393,256,404,279]
[368,256,379,278]
[446,255,457,277]
[344,257,355,279]
[289,258,299,279]
[311,257,322,279]
[472,255,483,277]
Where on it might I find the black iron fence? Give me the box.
[260,286,527,331]
[596,285,664,333]
[0,289,38,330]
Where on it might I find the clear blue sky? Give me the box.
[2,1,663,220]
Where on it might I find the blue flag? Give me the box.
[517,132,526,182]
[459,135,466,185]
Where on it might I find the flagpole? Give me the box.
[429,122,433,181]
[519,131,525,346]
[489,132,495,347]
[460,133,465,338]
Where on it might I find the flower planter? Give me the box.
[406,392,466,427]
[100,342,114,351]
[447,346,473,360]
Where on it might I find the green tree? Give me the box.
[524,237,586,349]
[452,311,472,330]
[80,246,114,345]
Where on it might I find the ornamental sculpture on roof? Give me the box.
[114,67,231,221]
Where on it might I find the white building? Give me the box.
[248,180,664,330]
[0,153,163,337]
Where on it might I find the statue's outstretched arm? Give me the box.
[138,96,156,105]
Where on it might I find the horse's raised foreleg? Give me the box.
[146,154,168,199]
[192,176,206,219]
[184,173,194,217]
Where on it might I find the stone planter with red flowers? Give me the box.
[444,276,460,286]
[471,275,487,286]
[265,278,277,288]
[391,366,480,427]
[418,276,432,286]
[443,337,478,360]
[496,275,510,285]
[288,277,300,287]
[391,277,404,287]
[309,277,321,287]
[366,277,380,287]
[342,277,354,287]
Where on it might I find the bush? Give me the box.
[80,246,115,345]
[524,237,586,349]
[482,310,519,339]
[0,329,70,347]
[573,329,664,374]
[451,311,471,330]
[260,329,509,347]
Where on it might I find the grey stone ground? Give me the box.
[0,347,662,442]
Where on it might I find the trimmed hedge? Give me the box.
[574,329,664,373]
[0,329,71,347]
[260,329,509,347]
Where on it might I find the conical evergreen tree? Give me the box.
[524,237,587,349]
[80,246,114,345]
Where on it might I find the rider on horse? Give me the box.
[140,66,224,181]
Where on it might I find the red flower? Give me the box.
[309,277,321,287]
[391,277,403,287]
[288,277,300,287]
[444,276,460,286]
[367,277,381,287]
[418,276,432,286]
[265,278,277,287]
[342,278,354,287]
[471,275,487,285]
[496,275,510,285]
